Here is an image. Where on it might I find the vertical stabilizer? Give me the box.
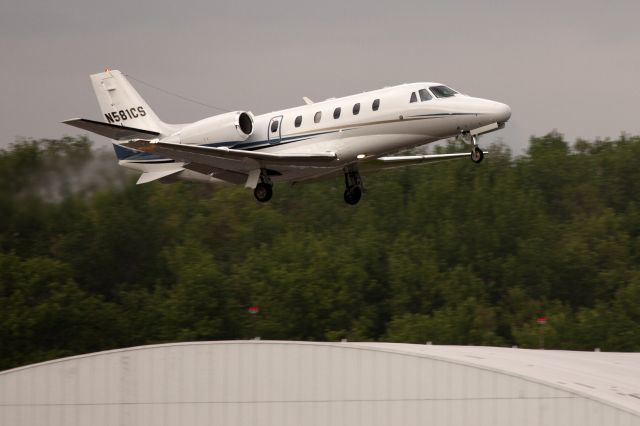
[90,70,174,136]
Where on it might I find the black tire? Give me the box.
[343,186,362,205]
[471,147,484,164]
[254,183,273,202]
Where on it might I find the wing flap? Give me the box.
[62,118,160,141]
[122,141,338,173]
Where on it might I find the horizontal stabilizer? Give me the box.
[62,118,160,141]
[136,168,184,185]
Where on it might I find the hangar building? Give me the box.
[1,341,639,425]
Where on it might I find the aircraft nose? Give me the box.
[495,102,511,123]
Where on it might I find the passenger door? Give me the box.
[268,115,283,145]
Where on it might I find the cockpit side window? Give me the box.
[409,92,417,103]
[418,89,432,101]
[430,85,457,98]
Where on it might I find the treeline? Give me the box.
[1,133,640,370]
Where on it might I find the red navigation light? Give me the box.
[248,307,259,314]
[536,316,547,325]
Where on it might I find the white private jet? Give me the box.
[63,70,511,204]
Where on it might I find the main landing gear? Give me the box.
[343,167,363,205]
[253,168,364,205]
[253,173,273,203]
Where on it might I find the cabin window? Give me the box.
[409,92,417,103]
[295,115,302,127]
[353,103,360,115]
[333,107,341,119]
[419,89,432,101]
[270,119,279,133]
[430,85,457,98]
[372,99,380,111]
[314,111,322,123]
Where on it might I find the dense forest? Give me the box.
[1,133,640,370]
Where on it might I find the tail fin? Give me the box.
[90,70,174,136]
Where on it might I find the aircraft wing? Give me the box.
[287,151,486,184]
[360,152,482,171]
[62,118,160,141]
[122,140,338,173]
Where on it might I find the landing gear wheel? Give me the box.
[471,146,484,164]
[343,165,363,205]
[254,183,273,202]
[344,186,362,205]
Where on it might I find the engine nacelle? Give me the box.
[166,111,254,145]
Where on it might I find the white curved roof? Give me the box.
[3,341,639,414]
[1,341,639,424]
[350,342,640,414]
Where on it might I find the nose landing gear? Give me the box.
[461,132,485,164]
[471,135,484,164]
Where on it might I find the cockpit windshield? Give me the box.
[430,85,457,98]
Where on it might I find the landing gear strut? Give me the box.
[471,135,484,164]
[343,167,363,205]
[462,133,484,164]
[253,172,273,203]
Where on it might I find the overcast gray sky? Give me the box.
[1,0,639,153]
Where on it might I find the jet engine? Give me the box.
[166,111,254,145]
